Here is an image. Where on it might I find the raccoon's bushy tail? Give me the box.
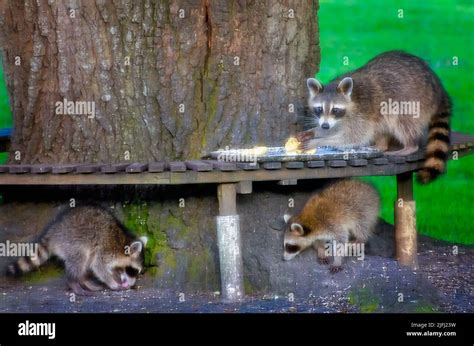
[417,98,451,184]
[6,242,50,276]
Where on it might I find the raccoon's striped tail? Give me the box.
[417,100,451,184]
[6,242,50,277]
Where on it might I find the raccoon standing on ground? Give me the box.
[6,206,147,294]
[299,51,451,183]
[283,180,379,273]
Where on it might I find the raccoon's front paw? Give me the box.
[329,265,343,274]
[68,281,96,296]
[301,138,319,151]
[317,257,331,265]
[296,131,314,150]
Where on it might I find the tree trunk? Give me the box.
[0,0,319,164]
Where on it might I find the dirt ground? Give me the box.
[0,237,471,313]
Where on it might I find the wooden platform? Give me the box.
[0,132,472,186]
[0,131,473,302]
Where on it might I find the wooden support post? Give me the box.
[216,183,244,302]
[236,181,252,194]
[395,172,418,269]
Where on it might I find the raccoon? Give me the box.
[283,180,379,273]
[6,206,147,294]
[299,51,451,184]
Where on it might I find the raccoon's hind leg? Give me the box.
[329,233,349,274]
[373,135,389,152]
[384,143,419,156]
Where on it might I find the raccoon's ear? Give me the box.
[336,77,353,97]
[290,223,304,236]
[129,241,143,257]
[139,236,148,247]
[283,214,292,223]
[307,78,323,96]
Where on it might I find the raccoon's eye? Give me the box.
[125,267,140,277]
[313,106,323,116]
[285,244,301,254]
[332,107,345,117]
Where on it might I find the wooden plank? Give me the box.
[209,160,238,171]
[348,159,368,167]
[8,165,30,174]
[236,162,259,170]
[126,163,148,173]
[185,160,213,172]
[0,162,424,186]
[387,156,406,164]
[306,160,325,168]
[284,161,304,169]
[417,151,426,160]
[406,154,420,162]
[30,165,52,174]
[148,162,165,172]
[262,162,282,170]
[101,163,129,173]
[52,164,80,174]
[369,157,389,165]
[167,163,422,185]
[450,147,473,159]
[168,161,187,172]
[76,164,102,174]
[327,160,347,168]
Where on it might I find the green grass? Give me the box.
[0,57,12,164]
[319,0,474,244]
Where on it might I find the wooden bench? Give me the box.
[0,131,473,302]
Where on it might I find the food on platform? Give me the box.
[251,146,268,156]
[284,137,316,154]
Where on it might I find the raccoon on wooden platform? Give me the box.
[299,51,451,183]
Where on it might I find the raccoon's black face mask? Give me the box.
[306,77,353,136]
[111,237,147,290]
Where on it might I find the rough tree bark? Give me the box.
[0,0,319,164]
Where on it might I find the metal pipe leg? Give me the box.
[216,183,244,302]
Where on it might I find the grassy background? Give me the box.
[0,58,11,163]
[0,0,472,244]
[318,0,474,244]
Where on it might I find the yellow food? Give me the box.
[285,137,300,152]
[284,137,317,154]
[251,146,268,156]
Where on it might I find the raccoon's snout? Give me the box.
[321,122,330,130]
